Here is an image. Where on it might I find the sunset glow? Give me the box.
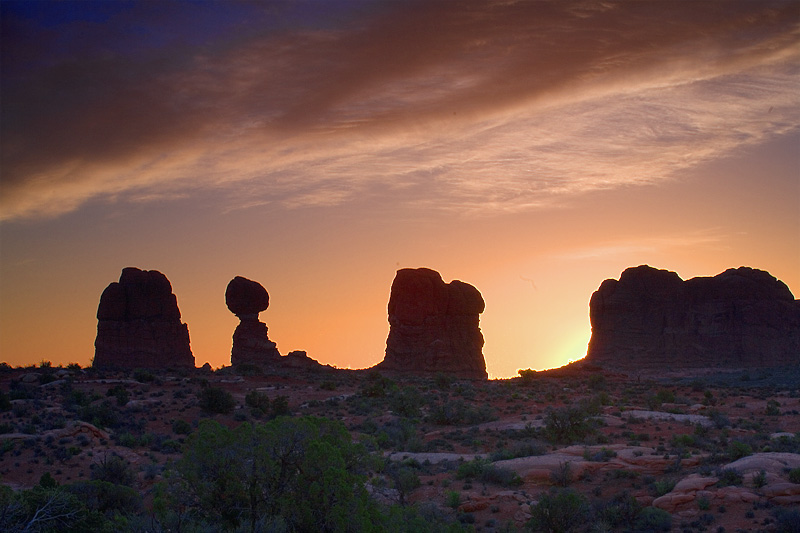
[1,0,798,378]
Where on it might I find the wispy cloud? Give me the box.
[555,228,730,261]
[2,0,798,221]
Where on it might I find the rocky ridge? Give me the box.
[586,265,800,371]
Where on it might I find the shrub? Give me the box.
[91,454,135,486]
[765,399,781,416]
[773,508,800,533]
[455,459,522,487]
[716,468,743,487]
[528,489,588,533]
[360,371,396,398]
[198,387,235,414]
[389,387,424,418]
[270,395,290,418]
[171,419,192,435]
[634,507,672,532]
[445,490,461,509]
[106,385,130,406]
[650,479,675,497]
[66,480,142,516]
[597,491,641,528]
[245,390,271,411]
[788,468,800,484]
[728,441,753,460]
[173,417,382,532]
[78,400,119,429]
[133,369,155,383]
[550,461,572,487]
[542,404,596,444]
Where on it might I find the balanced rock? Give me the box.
[586,265,800,371]
[226,276,280,366]
[226,276,269,318]
[378,268,487,379]
[94,267,194,369]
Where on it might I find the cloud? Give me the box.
[555,229,729,261]
[2,0,798,221]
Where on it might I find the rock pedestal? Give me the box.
[586,265,800,371]
[94,267,194,369]
[226,276,280,366]
[378,268,487,379]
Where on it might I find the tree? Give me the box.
[172,416,383,532]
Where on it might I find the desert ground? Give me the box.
[1,362,799,532]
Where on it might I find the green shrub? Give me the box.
[455,459,522,487]
[133,369,155,383]
[106,385,130,406]
[91,454,135,486]
[542,403,596,444]
[529,489,588,533]
[389,387,424,418]
[728,440,752,460]
[171,419,192,435]
[716,468,743,487]
[198,386,235,414]
[634,507,671,532]
[650,479,675,497]
[788,468,800,484]
[597,491,641,528]
[753,470,767,489]
[765,399,781,416]
[245,390,271,411]
[773,508,800,533]
[173,417,382,532]
[445,490,461,509]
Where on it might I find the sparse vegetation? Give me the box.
[0,364,798,531]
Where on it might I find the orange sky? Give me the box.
[1,1,798,377]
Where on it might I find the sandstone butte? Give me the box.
[586,265,800,372]
[376,267,488,380]
[93,267,194,369]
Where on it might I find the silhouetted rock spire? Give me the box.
[226,276,280,366]
[378,268,487,379]
[94,267,194,369]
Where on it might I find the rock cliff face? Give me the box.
[378,268,487,379]
[586,265,800,370]
[226,276,280,366]
[94,267,194,369]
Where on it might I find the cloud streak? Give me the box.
[2,0,798,220]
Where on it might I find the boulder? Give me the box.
[225,276,269,318]
[586,265,800,370]
[377,268,487,379]
[94,267,194,369]
[226,276,280,366]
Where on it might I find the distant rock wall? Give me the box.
[94,267,194,369]
[378,268,487,379]
[226,276,280,366]
[586,265,800,370]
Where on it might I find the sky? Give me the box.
[1,0,798,378]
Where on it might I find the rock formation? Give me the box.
[586,265,800,371]
[226,276,280,366]
[94,267,194,369]
[378,268,487,379]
